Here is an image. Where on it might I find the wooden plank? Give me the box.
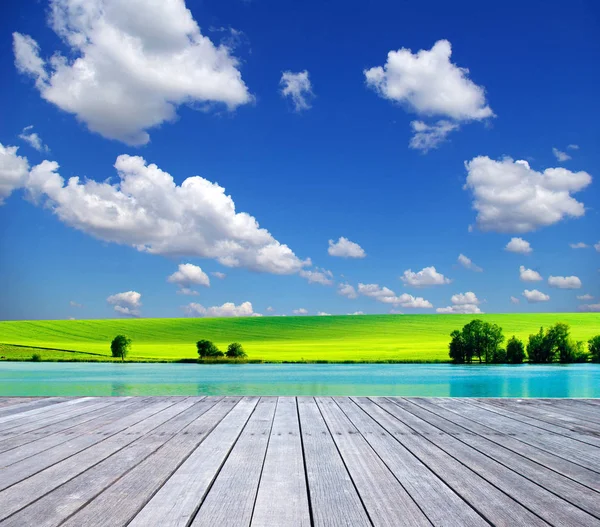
[394,398,600,519]
[251,397,311,527]
[0,397,212,527]
[59,397,238,527]
[191,398,277,527]
[335,398,487,527]
[411,397,600,491]
[382,398,598,527]
[0,397,89,425]
[295,397,372,527]
[0,397,38,409]
[527,399,600,426]
[316,397,430,526]
[0,397,175,493]
[0,399,134,456]
[129,397,260,527]
[0,397,69,418]
[353,398,547,526]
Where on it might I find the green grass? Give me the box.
[1,313,599,363]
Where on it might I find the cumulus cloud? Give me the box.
[338,283,358,299]
[519,266,542,282]
[548,275,581,289]
[436,291,482,314]
[0,144,29,204]
[505,237,532,254]
[409,120,460,152]
[13,0,251,145]
[317,312,331,316]
[595,242,600,252]
[183,301,259,317]
[300,267,333,286]
[348,311,364,315]
[6,153,309,275]
[69,300,82,308]
[357,283,433,308]
[457,253,482,272]
[107,290,142,316]
[266,306,274,312]
[465,157,591,233]
[18,125,49,153]
[577,294,593,301]
[510,296,520,304]
[401,266,451,287]
[211,271,226,279]
[168,263,210,295]
[579,303,600,312]
[523,289,550,303]
[570,242,588,249]
[293,308,308,315]
[328,237,366,258]
[280,70,313,111]
[364,39,493,150]
[552,148,571,162]
[568,144,579,150]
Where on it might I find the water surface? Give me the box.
[1,363,599,397]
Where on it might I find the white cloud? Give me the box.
[401,266,451,287]
[548,275,581,289]
[168,263,210,295]
[552,148,571,162]
[409,120,460,152]
[357,283,432,308]
[457,253,482,272]
[300,268,333,286]
[510,296,520,304]
[570,242,589,249]
[266,306,274,312]
[364,40,492,150]
[18,125,49,153]
[280,70,313,111]
[348,311,364,315]
[211,271,226,279]
[107,290,142,316]
[595,242,600,252]
[13,0,251,145]
[293,308,308,315]
[69,300,82,308]
[0,144,29,204]
[505,237,532,254]
[436,291,482,314]
[317,312,331,316]
[519,266,542,282]
[577,294,593,301]
[567,144,579,150]
[338,283,358,299]
[523,289,550,303]
[328,237,366,258]
[465,157,591,233]
[579,303,600,312]
[10,153,309,275]
[183,301,259,317]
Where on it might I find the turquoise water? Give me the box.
[0,363,599,397]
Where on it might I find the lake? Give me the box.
[1,362,599,397]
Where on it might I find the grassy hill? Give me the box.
[1,313,598,362]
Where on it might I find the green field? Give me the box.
[1,313,598,363]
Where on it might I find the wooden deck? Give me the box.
[0,397,599,526]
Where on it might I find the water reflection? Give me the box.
[0,363,598,397]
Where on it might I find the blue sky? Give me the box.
[0,0,598,320]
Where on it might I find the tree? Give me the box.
[448,320,504,364]
[527,327,552,363]
[506,336,526,364]
[226,342,247,359]
[448,330,466,364]
[589,335,600,363]
[111,335,131,361]
[196,340,223,359]
[547,323,572,363]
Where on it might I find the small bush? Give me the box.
[111,335,131,361]
[31,353,42,362]
[226,342,247,359]
[589,335,600,363]
[489,347,507,364]
[196,340,223,359]
[506,336,526,364]
[527,327,553,363]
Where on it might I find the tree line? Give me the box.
[449,320,600,364]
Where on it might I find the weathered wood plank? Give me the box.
[0,397,207,527]
[335,398,487,527]
[383,397,599,527]
[353,398,547,526]
[296,397,372,527]
[0,397,38,409]
[251,397,311,527]
[190,398,277,527]
[0,397,90,426]
[129,397,260,527]
[0,397,69,418]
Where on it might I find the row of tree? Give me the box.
[449,320,600,364]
